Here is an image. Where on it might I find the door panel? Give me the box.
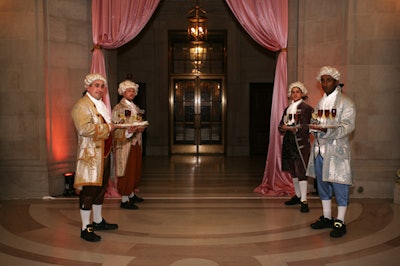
[170,76,225,154]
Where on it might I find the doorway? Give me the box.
[249,83,273,156]
[169,30,226,155]
[170,76,225,154]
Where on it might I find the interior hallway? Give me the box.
[0,156,399,266]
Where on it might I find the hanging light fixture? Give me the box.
[189,44,207,73]
[187,0,207,43]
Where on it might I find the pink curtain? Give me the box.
[91,0,160,111]
[225,0,294,196]
[90,0,160,197]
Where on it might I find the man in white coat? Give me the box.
[307,66,356,238]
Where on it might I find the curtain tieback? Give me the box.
[279,47,288,53]
[91,44,102,52]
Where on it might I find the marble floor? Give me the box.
[1,156,399,266]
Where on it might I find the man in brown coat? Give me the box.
[279,81,313,213]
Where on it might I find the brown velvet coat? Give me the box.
[278,101,313,180]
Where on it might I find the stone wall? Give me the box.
[44,0,92,197]
[0,0,92,198]
[0,0,48,198]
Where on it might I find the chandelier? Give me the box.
[187,0,207,43]
[189,44,207,73]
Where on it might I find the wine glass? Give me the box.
[283,114,288,125]
[124,109,132,123]
[317,109,323,123]
[295,110,302,125]
[331,108,337,118]
[331,108,337,125]
[288,114,293,125]
[136,109,145,121]
[324,109,330,119]
[311,112,319,124]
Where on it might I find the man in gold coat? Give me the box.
[71,73,118,242]
[112,80,146,210]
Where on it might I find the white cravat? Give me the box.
[285,99,302,125]
[321,87,340,110]
[123,98,136,113]
[86,92,111,123]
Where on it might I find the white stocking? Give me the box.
[322,200,332,219]
[80,209,91,230]
[92,204,103,224]
[299,180,308,202]
[292,178,301,198]
[337,206,347,222]
[121,195,129,203]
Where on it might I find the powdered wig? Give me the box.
[317,66,341,81]
[288,81,308,98]
[118,80,139,95]
[84,73,107,87]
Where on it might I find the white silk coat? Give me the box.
[71,95,111,187]
[306,91,356,185]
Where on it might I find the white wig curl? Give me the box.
[317,66,341,81]
[84,73,107,87]
[288,81,308,98]
[118,80,139,95]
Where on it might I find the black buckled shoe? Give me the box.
[121,201,139,210]
[130,195,144,203]
[92,219,118,231]
[300,201,310,213]
[285,195,301,205]
[81,225,101,242]
[310,215,334,229]
[330,219,347,238]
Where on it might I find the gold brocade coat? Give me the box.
[112,100,142,177]
[71,95,111,188]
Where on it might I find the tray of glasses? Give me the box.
[308,124,338,129]
[285,124,301,129]
[114,121,149,128]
